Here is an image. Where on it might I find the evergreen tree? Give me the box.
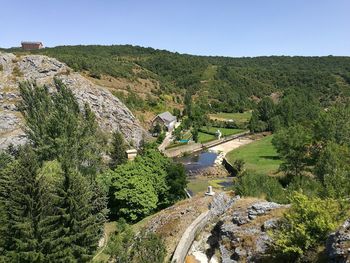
[0,152,13,261]
[18,80,104,177]
[109,131,127,169]
[3,146,44,262]
[39,163,105,262]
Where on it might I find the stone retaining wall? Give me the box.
[171,194,239,263]
[171,211,211,263]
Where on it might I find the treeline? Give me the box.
[6,45,350,113]
[0,80,187,262]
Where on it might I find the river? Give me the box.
[174,151,218,174]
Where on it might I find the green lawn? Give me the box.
[198,132,216,143]
[201,127,245,137]
[198,127,245,144]
[226,135,282,175]
[209,111,252,124]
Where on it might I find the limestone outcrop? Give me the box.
[326,219,350,263]
[188,198,289,263]
[0,52,148,149]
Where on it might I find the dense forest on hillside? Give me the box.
[5,45,350,113]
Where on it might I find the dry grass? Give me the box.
[12,66,23,78]
[140,195,212,261]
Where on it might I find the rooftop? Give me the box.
[157,111,176,122]
[21,41,43,45]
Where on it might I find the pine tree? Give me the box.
[4,146,44,262]
[18,80,104,177]
[109,131,127,169]
[39,164,105,262]
[0,152,13,261]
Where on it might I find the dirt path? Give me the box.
[209,137,253,156]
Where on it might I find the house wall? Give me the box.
[22,43,43,50]
[152,116,165,126]
[167,120,176,131]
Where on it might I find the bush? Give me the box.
[231,159,245,177]
[156,132,166,144]
[107,220,166,263]
[286,175,323,198]
[272,192,349,260]
[234,173,287,203]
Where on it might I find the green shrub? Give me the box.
[107,219,166,263]
[156,132,166,144]
[234,173,287,203]
[231,159,245,177]
[272,192,348,260]
[0,64,3,71]
[286,175,323,198]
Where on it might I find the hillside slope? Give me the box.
[0,52,148,150]
[5,45,350,117]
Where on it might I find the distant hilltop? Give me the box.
[21,41,43,50]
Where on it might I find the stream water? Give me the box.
[174,151,218,174]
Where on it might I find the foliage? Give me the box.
[106,149,186,221]
[107,219,166,263]
[248,110,268,132]
[112,166,158,221]
[234,173,287,204]
[165,163,188,203]
[313,104,350,146]
[192,128,199,143]
[0,81,107,262]
[20,45,350,114]
[152,122,162,135]
[156,132,166,144]
[272,125,313,177]
[0,147,106,262]
[272,192,349,259]
[109,131,128,169]
[230,159,246,177]
[285,175,323,198]
[18,80,105,176]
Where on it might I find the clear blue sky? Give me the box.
[1,0,349,57]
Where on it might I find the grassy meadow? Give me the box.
[209,111,252,125]
[198,127,245,143]
[226,135,281,175]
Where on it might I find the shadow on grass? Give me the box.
[260,155,281,161]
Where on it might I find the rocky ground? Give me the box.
[0,52,148,149]
[327,219,350,263]
[187,198,289,263]
[144,194,213,262]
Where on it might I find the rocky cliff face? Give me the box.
[0,52,148,149]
